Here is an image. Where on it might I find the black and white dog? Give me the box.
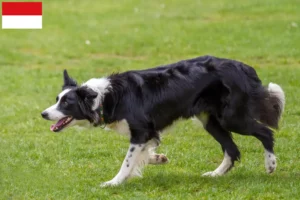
[41,55,285,187]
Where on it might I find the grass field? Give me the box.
[1,0,300,199]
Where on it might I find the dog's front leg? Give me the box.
[100,143,147,187]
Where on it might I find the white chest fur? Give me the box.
[106,119,131,136]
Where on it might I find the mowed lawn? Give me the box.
[0,0,300,199]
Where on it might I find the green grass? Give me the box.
[1,0,300,199]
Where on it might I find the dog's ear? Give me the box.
[62,69,77,90]
[76,86,99,124]
[76,86,98,101]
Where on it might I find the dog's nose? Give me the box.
[41,111,49,119]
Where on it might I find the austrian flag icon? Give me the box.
[2,2,42,29]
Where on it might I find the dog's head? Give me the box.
[41,70,101,132]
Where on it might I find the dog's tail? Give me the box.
[258,83,285,129]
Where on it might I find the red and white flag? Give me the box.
[2,2,42,29]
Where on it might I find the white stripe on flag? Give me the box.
[2,16,42,29]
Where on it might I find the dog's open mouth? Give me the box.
[50,116,73,132]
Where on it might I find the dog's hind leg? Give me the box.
[197,114,240,177]
[222,117,276,174]
[250,121,276,174]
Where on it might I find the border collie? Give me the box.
[41,55,285,187]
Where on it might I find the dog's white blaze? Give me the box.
[101,140,158,187]
[58,89,72,99]
[202,151,232,177]
[265,150,276,173]
[82,78,111,110]
[44,89,71,120]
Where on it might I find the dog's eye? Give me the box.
[63,101,68,106]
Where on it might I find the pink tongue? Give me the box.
[50,125,55,131]
[50,118,66,131]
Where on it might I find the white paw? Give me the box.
[202,171,221,177]
[265,151,277,174]
[100,180,122,187]
[149,154,169,165]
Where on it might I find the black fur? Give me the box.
[99,55,283,167]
